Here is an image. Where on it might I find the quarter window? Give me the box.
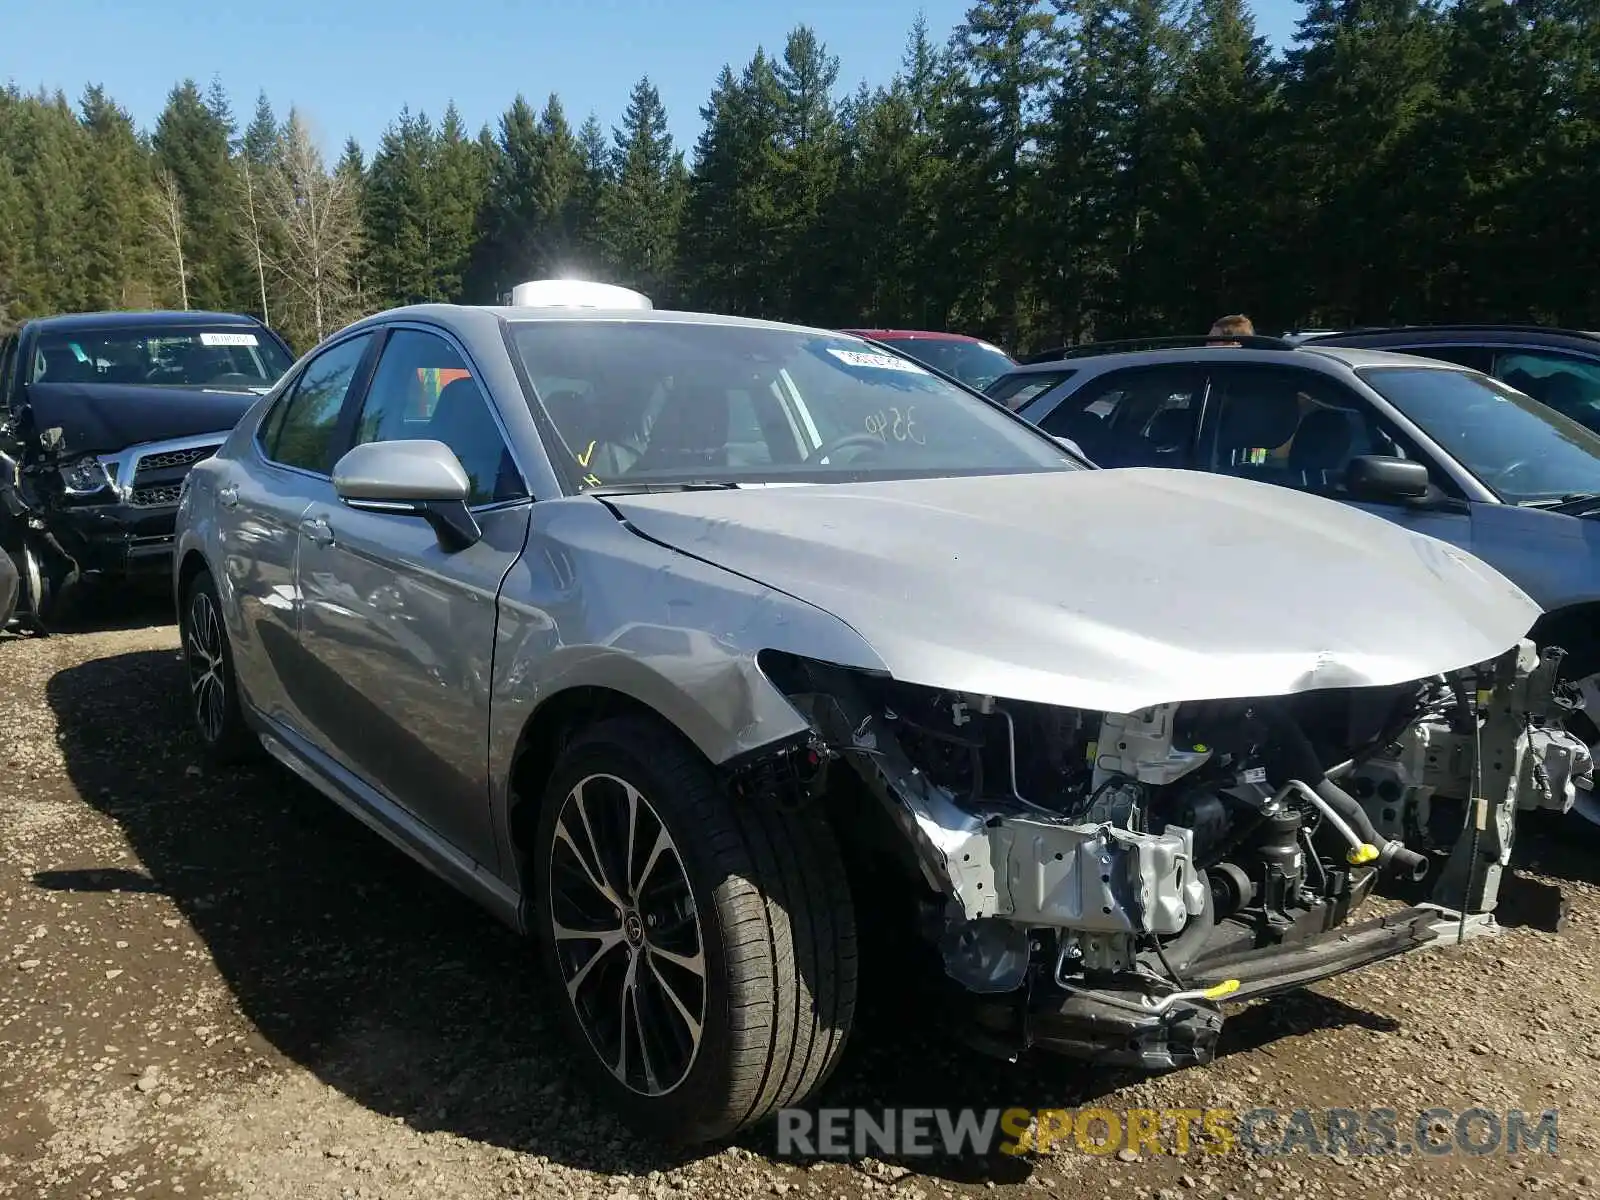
[260,334,373,474]
[352,329,524,506]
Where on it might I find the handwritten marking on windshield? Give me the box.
[865,406,926,445]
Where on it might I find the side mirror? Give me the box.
[1344,454,1431,501]
[332,439,481,551]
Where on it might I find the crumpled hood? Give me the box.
[608,469,1542,713]
[22,382,258,455]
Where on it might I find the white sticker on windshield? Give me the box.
[827,348,928,374]
[200,331,259,347]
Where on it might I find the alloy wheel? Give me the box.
[185,589,228,745]
[546,772,707,1097]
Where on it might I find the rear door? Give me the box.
[220,331,379,735]
[294,325,531,868]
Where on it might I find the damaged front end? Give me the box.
[755,643,1589,1071]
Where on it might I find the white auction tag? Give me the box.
[827,348,927,374]
[199,331,259,347]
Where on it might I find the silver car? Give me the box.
[173,285,1583,1144]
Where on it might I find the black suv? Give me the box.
[0,310,294,629]
[1293,325,1600,433]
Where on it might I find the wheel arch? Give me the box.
[505,683,745,888]
[176,547,210,605]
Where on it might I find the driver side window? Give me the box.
[1202,365,1436,497]
[352,329,526,507]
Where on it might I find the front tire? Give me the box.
[531,716,858,1144]
[180,569,258,766]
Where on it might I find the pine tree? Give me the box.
[599,78,684,300]
[364,106,438,306]
[78,86,152,310]
[1135,0,1270,332]
[433,104,488,302]
[241,91,280,166]
[573,113,612,277]
[528,95,588,277]
[772,27,844,322]
[153,79,240,310]
[948,1,1057,344]
[1276,0,1449,325]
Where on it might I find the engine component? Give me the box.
[1162,788,1230,859]
[1076,778,1146,829]
[1093,704,1213,787]
[1208,862,1255,918]
[1251,808,1305,915]
[987,816,1205,934]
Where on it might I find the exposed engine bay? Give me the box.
[754,640,1590,1070]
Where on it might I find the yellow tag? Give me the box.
[1203,979,1240,1000]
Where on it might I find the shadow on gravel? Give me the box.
[5,576,173,639]
[40,647,1437,1185]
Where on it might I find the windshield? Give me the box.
[508,321,1075,489]
[1360,366,1600,503]
[881,337,1016,390]
[29,326,293,389]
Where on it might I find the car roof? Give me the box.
[840,328,992,345]
[997,343,1462,378]
[1300,324,1600,351]
[351,302,892,341]
[23,310,264,333]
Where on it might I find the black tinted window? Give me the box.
[354,329,524,506]
[1038,366,1204,468]
[1494,350,1600,429]
[262,334,372,474]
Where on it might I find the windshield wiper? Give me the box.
[586,480,743,495]
[1521,491,1600,511]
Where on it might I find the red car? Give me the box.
[841,328,1017,391]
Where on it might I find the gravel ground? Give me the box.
[3,597,1599,1199]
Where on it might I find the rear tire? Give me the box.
[179,569,258,766]
[531,716,858,1144]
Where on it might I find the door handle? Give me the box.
[300,516,334,546]
[218,484,239,509]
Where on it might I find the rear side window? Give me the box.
[987,370,1076,411]
[259,334,373,474]
[1038,366,1206,468]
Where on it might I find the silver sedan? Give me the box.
[173,284,1577,1143]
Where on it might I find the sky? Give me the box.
[1,1,1305,162]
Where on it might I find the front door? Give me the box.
[294,326,531,869]
[221,332,376,735]
[1196,362,1476,550]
